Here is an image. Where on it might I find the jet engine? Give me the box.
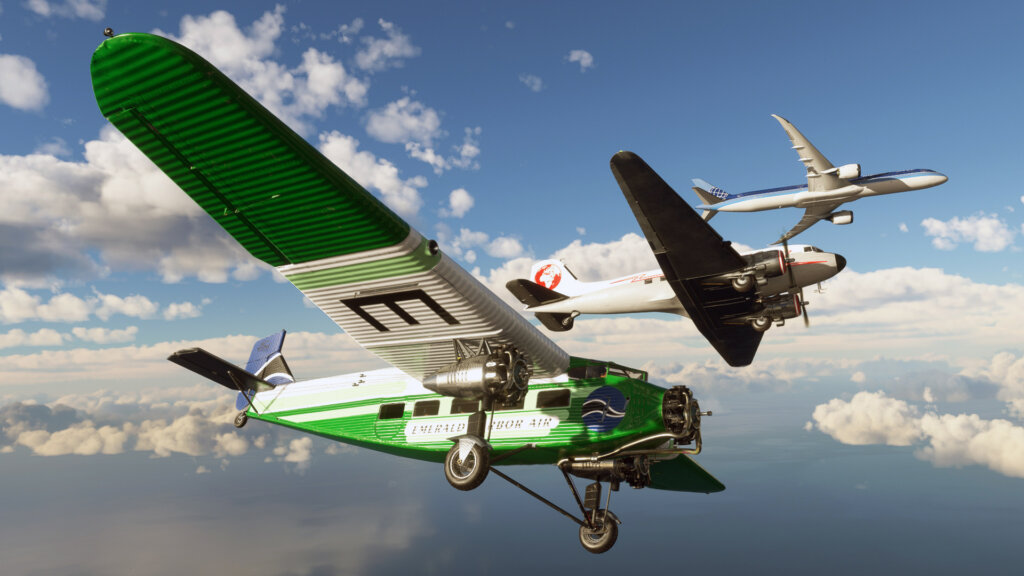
[826,210,854,225]
[706,249,787,293]
[824,163,860,180]
[422,345,529,406]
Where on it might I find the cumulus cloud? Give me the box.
[567,49,594,72]
[366,97,442,146]
[0,54,49,111]
[435,225,525,263]
[318,131,425,217]
[71,326,138,344]
[921,213,1015,252]
[25,0,105,20]
[355,19,421,72]
[0,328,66,349]
[439,188,474,218]
[961,352,1024,418]
[519,73,543,92]
[0,285,205,325]
[809,391,1024,479]
[161,6,368,134]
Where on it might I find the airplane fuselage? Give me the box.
[529,245,843,318]
[703,169,948,213]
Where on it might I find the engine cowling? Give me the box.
[826,210,854,225]
[422,346,529,406]
[836,163,860,179]
[706,249,787,292]
[662,385,702,444]
[744,293,801,332]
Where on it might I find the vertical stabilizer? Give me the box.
[529,260,588,297]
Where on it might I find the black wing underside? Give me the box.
[610,151,764,367]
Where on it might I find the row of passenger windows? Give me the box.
[377,388,572,420]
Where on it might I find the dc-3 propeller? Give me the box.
[781,238,811,328]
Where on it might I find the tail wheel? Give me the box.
[444,442,489,491]
[579,510,619,554]
[233,411,248,428]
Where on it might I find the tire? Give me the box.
[579,510,619,554]
[233,411,248,428]
[731,275,754,292]
[751,316,772,332]
[444,442,489,491]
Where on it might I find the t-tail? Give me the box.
[168,330,294,412]
[691,178,730,222]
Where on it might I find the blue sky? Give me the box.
[2,1,1024,574]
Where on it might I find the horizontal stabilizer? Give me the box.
[535,312,574,332]
[648,455,725,493]
[505,279,568,308]
[692,186,724,207]
[168,348,276,394]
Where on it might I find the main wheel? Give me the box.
[444,442,489,491]
[579,510,619,554]
[233,411,248,428]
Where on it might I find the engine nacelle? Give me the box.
[744,293,801,332]
[422,346,529,406]
[705,249,787,292]
[826,210,854,225]
[836,163,860,179]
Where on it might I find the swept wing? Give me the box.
[610,151,764,367]
[91,33,568,380]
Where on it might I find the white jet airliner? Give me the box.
[694,115,948,243]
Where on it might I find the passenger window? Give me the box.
[450,398,480,414]
[378,403,405,420]
[536,389,571,409]
[413,400,440,417]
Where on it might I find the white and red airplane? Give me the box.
[508,152,847,367]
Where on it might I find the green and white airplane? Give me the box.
[91,31,723,554]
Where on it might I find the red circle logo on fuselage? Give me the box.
[534,264,561,290]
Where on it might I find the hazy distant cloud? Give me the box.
[519,73,543,92]
[33,137,70,157]
[434,225,524,262]
[355,18,421,72]
[71,326,138,344]
[439,188,474,219]
[921,213,1015,251]
[898,222,909,233]
[0,54,49,111]
[25,0,105,20]
[320,17,364,44]
[0,285,206,324]
[505,21,515,30]
[0,328,66,349]
[318,131,425,217]
[809,391,1024,480]
[962,352,1024,419]
[567,49,594,72]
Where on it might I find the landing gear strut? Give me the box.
[444,439,489,491]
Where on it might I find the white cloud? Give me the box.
[519,73,543,92]
[25,0,104,20]
[576,227,586,236]
[366,97,442,146]
[439,188,474,218]
[450,126,482,170]
[71,326,138,344]
[921,213,1015,252]
[162,300,207,321]
[272,436,314,473]
[810,391,1024,479]
[567,49,594,72]
[850,371,866,383]
[486,237,524,259]
[355,19,421,72]
[961,352,1024,418]
[0,285,208,325]
[92,290,159,321]
[318,131,425,217]
[161,6,368,134]
[898,222,909,233]
[505,21,515,30]
[0,54,49,111]
[0,328,66,349]
[34,138,70,157]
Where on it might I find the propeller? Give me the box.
[782,238,810,327]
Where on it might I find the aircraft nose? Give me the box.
[835,254,847,273]
[937,173,949,185]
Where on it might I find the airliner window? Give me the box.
[378,403,405,420]
[536,389,570,409]
[413,400,440,417]
[451,398,480,414]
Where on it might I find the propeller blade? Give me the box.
[799,288,810,327]
[783,238,797,291]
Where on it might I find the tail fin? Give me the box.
[691,178,728,222]
[505,278,576,332]
[168,330,293,413]
[528,259,587,297]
